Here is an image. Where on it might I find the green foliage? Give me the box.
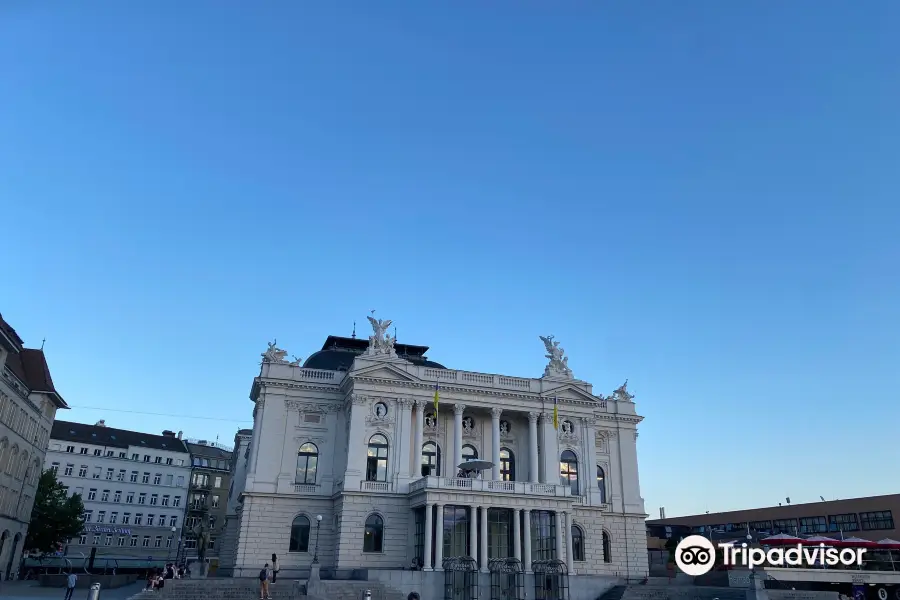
[24,469,86,555]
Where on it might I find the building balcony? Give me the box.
[190,482,211,491]
[408,476,571,498]
[360,480,393,493]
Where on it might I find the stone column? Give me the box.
[564,511,574,574]
[527,412,539,483]
[343,396,370,488]
[513,508,522,563]
[398,399,413,478]
[479,504,489,572]
[469,505,478,559]
[491,408,502,480]
[554,511,564,562]
[522,509,532,573]
[434,503,445,571]
[540,413,560,485]
[423,504,434,571]
[413,401,425,479]
[247,397,265,475]
[581,417,596,505]
[453,404,465,474]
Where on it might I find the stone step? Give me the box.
[128,578,406,600]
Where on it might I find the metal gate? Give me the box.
[489,557,524,600]
[532,559,569,600]
[443,556,478,600]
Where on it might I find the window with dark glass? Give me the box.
[531,511,556,561]
[596,465,607,503]
[488,508,513,558]
[560,451,579,495]
[296,443,318,484]
[829,513,859,533]
[500,448,515,481]
[773,519,799,535]
[799,516,827,534]
[363,514,384,553]
[442,505,470,559]
[422,442,441,477]
[572,525,585,561]
[414,508,425,567]
[602,531,611,563]
[860,511,894,531]
[749,521,772,532]
[366,434,389,482]
[462,444,478,462]
[289,515,310,552]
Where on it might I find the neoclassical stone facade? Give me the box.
[222,322,649,587]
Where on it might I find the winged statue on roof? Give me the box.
[540,334,573,378]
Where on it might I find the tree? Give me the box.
[25,469,85,556]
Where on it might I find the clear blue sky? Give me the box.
[2,2,898,518]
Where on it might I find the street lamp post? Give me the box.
[168,527,177,562]
[312,515,323,564]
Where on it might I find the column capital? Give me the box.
[490,407,503,418]
[453,403,466,416]
[527,412,540,424]
[414,398,427,411]
[398,398,413,409]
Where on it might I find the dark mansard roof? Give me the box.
[302,335,446,372]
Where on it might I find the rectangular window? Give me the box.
[441,505,470,559]
[153,474,161,485]
[126,492,134,503]
[162,495,170,506]
[184,538,197,550]
[88,489,97,500]
[135,513,143,525]
[94,449,102,456]
[51,462,60,474]
[138,493,146,504]
[414,508,424,567]
[143,455,151,463]
[150,494,158,505]
[208,537,216,550]
[166,458,173,465]
[114,491,121,503]
[105,468,114,480]
[119,452,126,458]
[173,496,181,507]
[773,519,799,536]
[165,474,173,486]
[110,512,118,524]
[92,466,101,479]
[214,476,222,488]
[78,465,88,477]
[158,515,166,526]
[130,471,138,483]
[530,510,557,561]
[142,473,150,484]
[101,490,109,502]
[117,470,126,481]
[106,450,114,457]
[860,511,895,531]
[123,513,131,524]
[131,454,139,461]
[97,511,106,523]
[117,536,126,546]
[176,476,185,486]
[211,495,219,509]
[93,535,101,545]
[105,535,112,546]
[79,535,87,545]
[488,508,513,559]
[154,536,162,548]
[169,515,177,527]
[65,464,74,476]
[750,521,773,532]
[209,515,217,529]
[829,514,860,533]
[799,516,828,534]
[142,536,150,547]
[155,456,162,464]
[166,536,173,548]
[130,536,138,547]
[66,446,75,453]
[80,448,88,454]
[147,513,155,525]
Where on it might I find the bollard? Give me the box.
[87,583,101,600]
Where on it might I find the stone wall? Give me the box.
[335,493,411,570]
[574,507,649,577]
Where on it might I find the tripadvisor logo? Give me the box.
[674,535,867,576]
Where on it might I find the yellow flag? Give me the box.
[433,382,440,417]
[552,397,559,429]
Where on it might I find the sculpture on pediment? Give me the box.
[499,420,510,437]
[540,335,573,378]
[462,416,475,436]
[262,340,290,364]
[367,314,397,356]
[289,355,303,367]
[610,380,635,402]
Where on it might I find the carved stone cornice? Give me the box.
[490,407,503,419]
[285,400,341,413]
[453,403,466,416]
[351,394,369,405]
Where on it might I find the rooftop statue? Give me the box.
[610,380,635,402]
[540,334,573,378]
[261,340,289,364]
[367,314,396,355]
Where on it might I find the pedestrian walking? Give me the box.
[64,572,77,600]
[259,563,272,600]
[271,554,279,583]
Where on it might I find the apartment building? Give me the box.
[183,439,234,573]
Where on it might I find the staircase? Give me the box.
[621,585,747,600]
[597,585,628,600]
[128,578,406,600]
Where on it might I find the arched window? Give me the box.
[500,448,515,481]
[602,531,611,563]
[462,444,478,462]
[289,515,310,552]
[559,450,579,495]
[366,434,389,482]
[572,525,585,561]
[296,443,318,484]
[363,514,384,553]
[596,465,607,503]
[422,442,441,477]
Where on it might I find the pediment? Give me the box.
[351,363,419,383]
[543,385,600,404]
